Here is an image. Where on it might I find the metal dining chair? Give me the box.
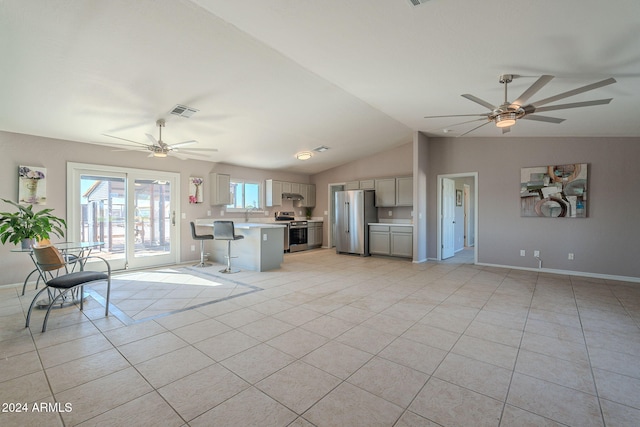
[25,245,111,332]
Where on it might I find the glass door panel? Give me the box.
[132,179,172,260]
[79,174,127,270]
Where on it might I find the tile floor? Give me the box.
[1,248,640,426]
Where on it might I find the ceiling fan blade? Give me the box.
[424,113,490,119]
[511,75,554,108]
[458,120,492,137]
[521,115,566,124]
[530,77,616,107]
[174,147,219,152]
[461,94,496,111]
[146,133,159,146]
[111,148,148,152]
[531,98,613,113]
[441,118,488,130]
[168,140,198,149]
[177,150,213,157]
[102,134,148,147]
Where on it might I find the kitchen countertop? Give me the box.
[195,219,286,229]
[369,223,413,227]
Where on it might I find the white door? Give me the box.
[442,178,456,259]
[68,163,179,271]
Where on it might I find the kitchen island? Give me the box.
[195,220,286,272]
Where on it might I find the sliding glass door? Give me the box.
[68,163,179,271]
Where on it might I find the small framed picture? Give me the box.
[456,189,462,206]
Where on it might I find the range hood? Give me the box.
[282,192,304,201]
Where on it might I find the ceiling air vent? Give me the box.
[170,104,199,118]
[407,0,429,6]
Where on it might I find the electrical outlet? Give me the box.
[207,210,211,216]
[520,250,526,256]
[220,210,224,216]
[190,245,195,251]
[181,212,186,219]
[534,250,540,257]
[388,210,393,216]
[568,253,574,260]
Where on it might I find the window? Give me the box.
[227,180,262,210]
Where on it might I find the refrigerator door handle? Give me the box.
[345,201,350,233]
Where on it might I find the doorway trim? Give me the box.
[436,172,478,263]
[67,162,181,270]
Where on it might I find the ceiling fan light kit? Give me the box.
[424,74,616,136]
[495,112,517,128]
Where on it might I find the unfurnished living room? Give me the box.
[1,1,639,426]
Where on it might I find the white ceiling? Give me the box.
[1,0,639,174]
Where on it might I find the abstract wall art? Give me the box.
[520,163,588,218]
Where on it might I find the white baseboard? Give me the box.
[476,262,640,284]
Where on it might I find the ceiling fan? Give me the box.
[425,74,616,136]
[103,119,218,159]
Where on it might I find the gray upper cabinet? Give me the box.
[267,180,316,207]
[374,178,396,207]
[395,176,413,206]
[209,173,231,206]
[265,179,282,207]
[345,181,360,190]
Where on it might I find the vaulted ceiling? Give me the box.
[1,0,639,173]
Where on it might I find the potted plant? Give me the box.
[0,198,66,249]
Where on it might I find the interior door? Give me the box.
[442,178,456,259]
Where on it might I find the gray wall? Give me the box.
[2,131,638,284]
[426,136,640,279]
[311,141,414,246]
[0,131,308,285]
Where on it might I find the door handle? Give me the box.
[172,211,176,226]
[345,202,350,233]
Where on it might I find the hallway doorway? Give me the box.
[437,173,478,263]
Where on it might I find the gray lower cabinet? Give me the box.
[369,225,391,255]
[308,222,323,248]
[369,224,412,258]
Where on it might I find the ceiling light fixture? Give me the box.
[495,112,517,128]
[153,151,168,158]
[296,151,313,160]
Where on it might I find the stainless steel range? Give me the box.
[275,211,308,252]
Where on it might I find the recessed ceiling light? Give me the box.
[296,151,313,160]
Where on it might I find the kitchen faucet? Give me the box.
[244,206,259,222]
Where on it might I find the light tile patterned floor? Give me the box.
[1,248,640,426]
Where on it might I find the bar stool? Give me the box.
[190,222,213,267]
[213,221,244,273]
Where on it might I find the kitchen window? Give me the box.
[227,180,262,210]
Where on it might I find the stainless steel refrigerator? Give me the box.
[335,190,377,255]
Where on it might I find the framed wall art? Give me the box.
[19,165,47,205]
[456,189,462,206]
[189,176,204,204]
[520,163,588,218]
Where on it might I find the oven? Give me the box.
[275,211,308,252]
[288,220,308,252]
